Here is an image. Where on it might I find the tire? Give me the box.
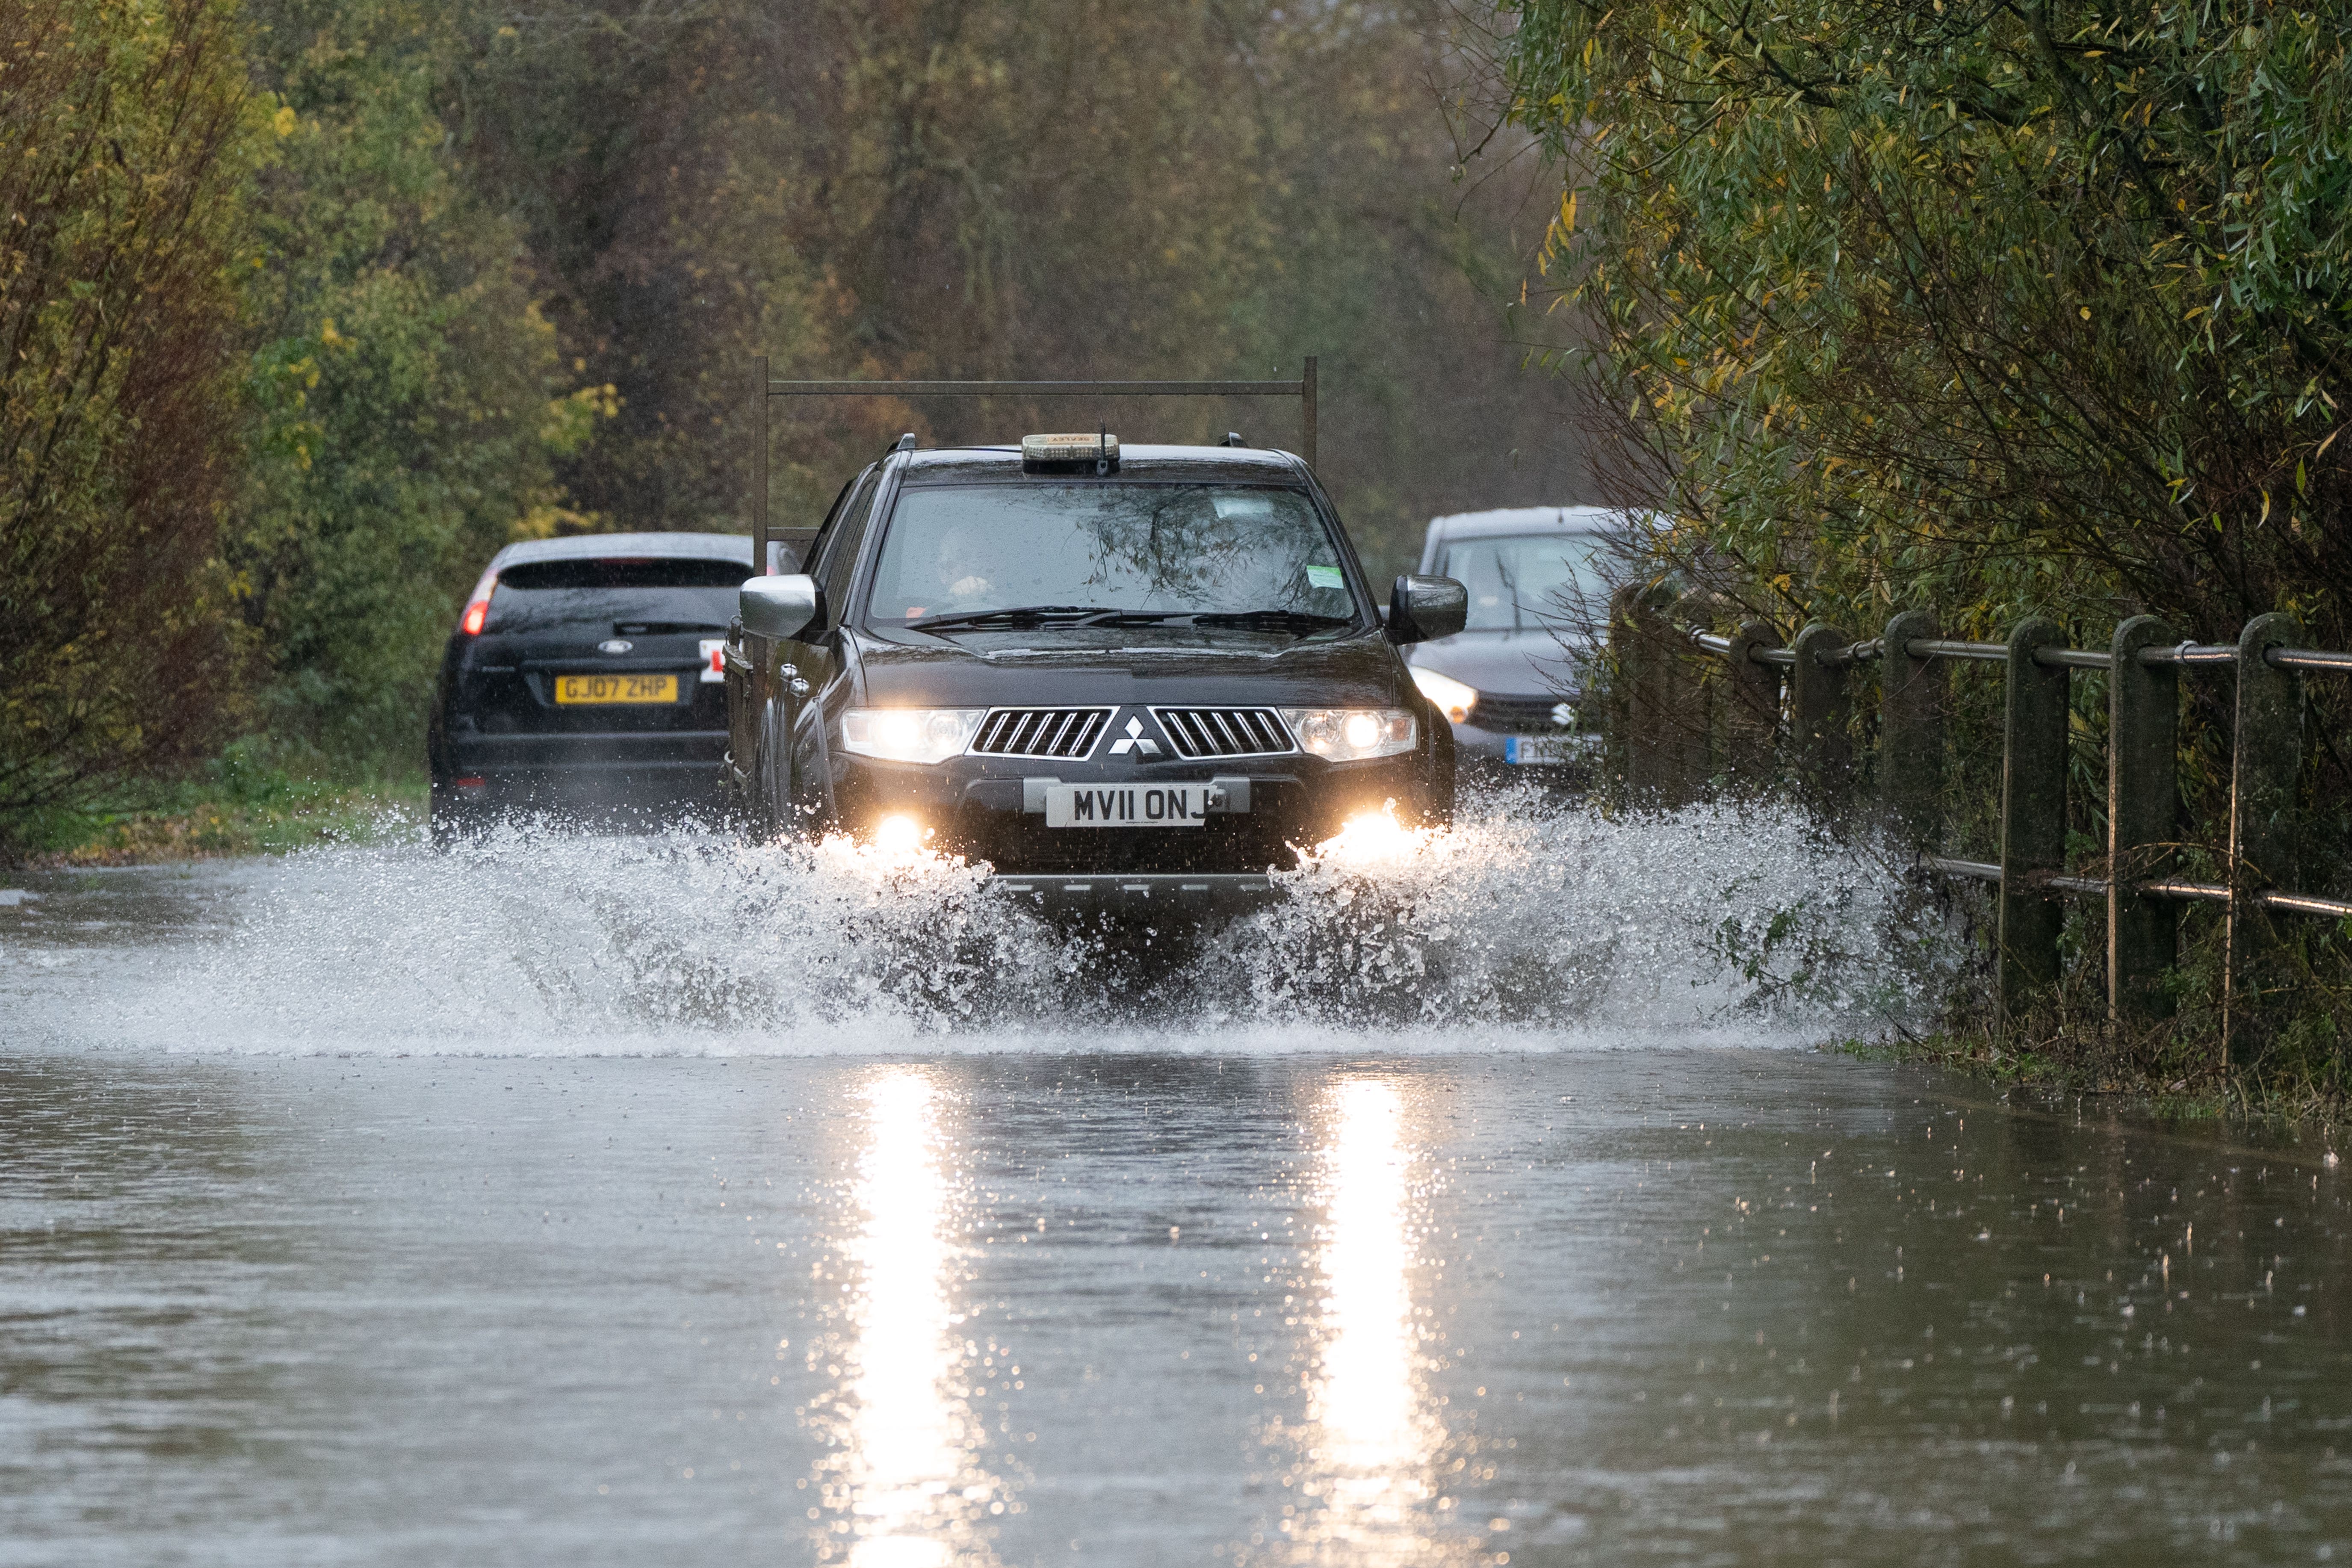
[755,701,794,839]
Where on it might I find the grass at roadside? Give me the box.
[14,739,423,867]
[1831,1026,2349,1127]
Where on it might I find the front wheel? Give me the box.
[754,701,794,840]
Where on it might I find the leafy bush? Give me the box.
[0,0,257,853]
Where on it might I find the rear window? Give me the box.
[500,557,746,590]
[484,555,744,635]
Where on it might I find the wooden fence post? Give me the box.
[1790,622,1852,801]
[1616,587,1664,807]
[1665,594,1717,803]
[1725,621,1783,787]
[2224,611,2305,1066]
[1609,588,1652,807]
[1999,617,2070,1036]
[2108,615,2179,1025]
[1878,609,1943,849]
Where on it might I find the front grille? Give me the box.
[1476,693,1580,734]
[970,708,1111,759]
[1151,707,1295,759]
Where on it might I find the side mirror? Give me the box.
[1386,574,1467,645]
[741,574,821,641]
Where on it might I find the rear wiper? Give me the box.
[1186,609,1353,634]
[911,604,1121,631]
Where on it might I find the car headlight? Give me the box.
[840,708,987,765]
[1409,667,1479,723]
[1279,708,1418,761]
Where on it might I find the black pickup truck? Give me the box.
[719,432,1466,911]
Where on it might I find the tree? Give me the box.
[454,0,1587,568]
[0,0,255,850]
[1505,0,2352,643]
[233,0,602,761]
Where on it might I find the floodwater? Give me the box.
[2,803,2347,1565]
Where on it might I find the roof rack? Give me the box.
[746,359,1318,576]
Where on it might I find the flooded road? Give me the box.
[3,814,2348,1564]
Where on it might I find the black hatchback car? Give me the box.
[428,532,754,839]
[721,434,1467,907]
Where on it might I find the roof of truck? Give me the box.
[892,444,1308,485]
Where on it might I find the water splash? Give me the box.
[9,794,1955,1054]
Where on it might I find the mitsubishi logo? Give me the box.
[1108,715,1162,757]
[1551,702,1576,729]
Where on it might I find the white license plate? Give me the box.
[1505,735,1584,765]
[1044,784,1209,828]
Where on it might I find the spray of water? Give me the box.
[9,793,1956,1055]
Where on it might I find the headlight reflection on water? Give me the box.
[815,1069,1005,1568]
[1285,1078,1470,1566]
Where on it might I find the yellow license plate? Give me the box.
[555,673,678,705]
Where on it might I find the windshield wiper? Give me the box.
[1185,609,1353,634]
[910,604,1122,631]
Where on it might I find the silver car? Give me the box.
[1403,506,1628,772]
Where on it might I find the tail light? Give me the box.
[459,565,499,635]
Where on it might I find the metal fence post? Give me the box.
[1790,622,1852,800]
[2224,611,2306,1066]
[1999,617,2070,1035]
[1725,621,1783,787]
[2109,615,2179,1025]
[751,354,770,574]
[1878,609,1943,849]
[1300,356,1318,470]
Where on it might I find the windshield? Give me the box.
[866,484,1359,626]
[1436,533,1613,632]
[486,556,744,634]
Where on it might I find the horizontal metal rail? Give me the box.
[1920,860,2352,920]
[2141,877,2234,906]
[1906,638,2007,663]
[2258,889,2352,919]
[2271,647,2352,673]
[751,358,1323,573]
[1818,637,1882,667]
[2033,647,2114,671]
[1686,628,2352,676]
[2137,642,2236,667]
[766,378,1306,398]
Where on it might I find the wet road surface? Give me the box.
[2,834,2347,1565]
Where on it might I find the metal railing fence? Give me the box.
[746,358,1319,581]
[1613,593,2351,1060]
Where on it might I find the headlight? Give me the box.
[1409,667,1479,723]
[840,708,987,764]
[1279,708,1418,761]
